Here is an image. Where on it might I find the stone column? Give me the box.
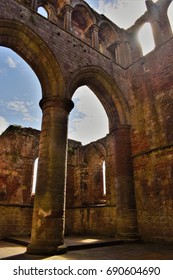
[63,4,73,31]
[125,41,132,66]
[31,0,37,11]
[150,17,172,46]
[114,41,121,64]
[111,125,138,237]
[107,41,122,64]
[146,0,172,46]
[27,97,74,255]
[90,24,99,50]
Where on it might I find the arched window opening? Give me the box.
[37,6,48,18]
[138,23,155,55]
[68,86,109,145]
[168,2,173,32]
[98,23,118,61]
[0,47,42,134]
[0,46,41,204]
[102,160,106,196]
[32,158,38,195]
[71,5,94,43]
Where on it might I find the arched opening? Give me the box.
[0,46,41,204]
[98,22,119,61]
[168,1,173,32]
[0,20,70,253]
[102,160,106,196]
[68,86,109,145]
[32,158,38,195]
[71,4,94,43]
[67,67,129,129]
[0,18,65,206]
[0,19,64,97]
[138,23,155,55]
[37,6,48,18]
[65,68,137,237]
[0,47,42,133]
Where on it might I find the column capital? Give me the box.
[110,125,131,136]
[90,24,99,49]
[62,4,73,15]
[90,24,99,32]
[31,0,37,11]
[107,40,121,52]
[39,97,74,113]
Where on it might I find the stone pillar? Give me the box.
[150,16,172,46]
[27,97,74,255]
[125,41,132,66]
[63,4,73,31]
[111,125,138,237]
[150,20,164,47]
[31,0,37,11]
[114,41,121,64]
[90,24,99,49]
[107,41,122,64]
[146,0,172,46]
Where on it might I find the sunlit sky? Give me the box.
[0,0,173,145]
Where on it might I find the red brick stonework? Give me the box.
[0,0,173,254]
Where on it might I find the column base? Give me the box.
[26,243,67,255]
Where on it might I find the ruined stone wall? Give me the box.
[66,135,117,236]
[128,38,173,242]
[0,129,117,237]
[67,135,116,207]
[0,0,173,243]
[0,126,40,204]
[0,204,32,238]
[66,205,117,236]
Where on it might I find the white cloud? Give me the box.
[168,2,173,31]
[68,86,109,145]
[7,100,37,123]
[6,56,17,68]
[138,23,155,55]
[0,116,9,135]
[8,101,28,114]
[88,0,147,29]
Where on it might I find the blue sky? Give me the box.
[0,47,42,132]
[0,0,173,144]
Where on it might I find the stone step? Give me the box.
[3,236,140,251]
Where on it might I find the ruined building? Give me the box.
[0,0,173,255]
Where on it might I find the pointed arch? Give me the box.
[67,66,130,131]
[69,86,109,144]
[32,158,39,195]
[37,6,48,18]
[71,3,96,42]
[0,19,64,98]
[71,0,97,25]
[98,21,120,60]
[37,0,58,22]
[138,22,155,55]
[168,0,173,32]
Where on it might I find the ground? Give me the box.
[1,237,173,260]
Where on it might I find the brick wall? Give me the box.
[66,205,117,236]
[0,0,173,243]
[0,203,33,238]
[129,39,173,242]
[0,126,40,204]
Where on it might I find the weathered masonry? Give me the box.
[0,0,173,255]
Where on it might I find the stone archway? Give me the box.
[0,19,74,255]
[67,66,130,130]
[0,19,64,97]
[67,67,138,237]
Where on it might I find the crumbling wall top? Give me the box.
[0,125,40,138]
